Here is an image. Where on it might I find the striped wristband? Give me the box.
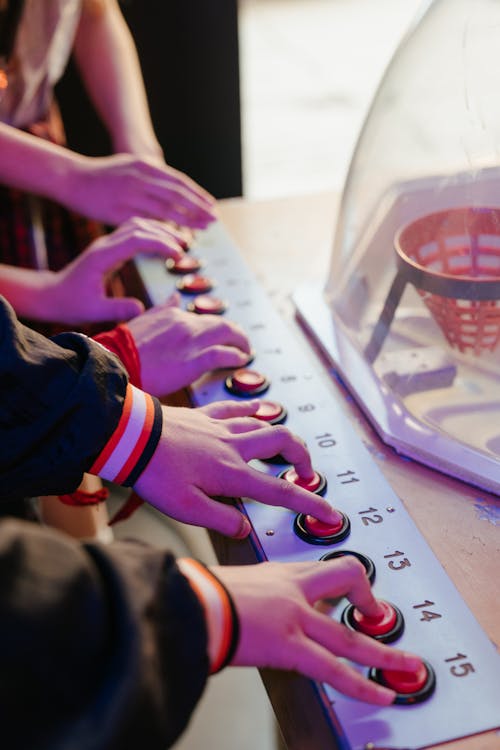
[89,383,162,487]
[177,558,240,674]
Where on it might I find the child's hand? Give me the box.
[42,218,186,324]
[65,153,217,229]
[134,399,342,538]
[214,557,422,705]
[126,293,252,396]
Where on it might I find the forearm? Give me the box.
[0,122,83,202]
[0,264,57,321]
[0,295,129,498]
[74,0,162,157]
[0,519,209,749]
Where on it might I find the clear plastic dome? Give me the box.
[300,0,500,492]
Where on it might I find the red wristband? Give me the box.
[94,324,142,387]
[58,487,110,507]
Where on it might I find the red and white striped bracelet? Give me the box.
[89,383,162,487]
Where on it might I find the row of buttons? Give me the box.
[167,255,436,705]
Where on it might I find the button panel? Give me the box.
[135,222,500,750]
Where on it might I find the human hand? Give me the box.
[126,293,252,396]
[40,219,186,324]
[65,153,217,229]
[214,557,422,705]
[134,400,341,537]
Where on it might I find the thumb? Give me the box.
[210,505,252,539]
[99,296,145,321]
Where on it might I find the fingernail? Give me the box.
[404,655,424,671]
[328,507,343,523]
[234,517,251,539]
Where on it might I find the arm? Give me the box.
[0,518,210,749]
[0,293,340,534]
[0,295,136,499]
[0,219,186,325]
[0,518,422,750]
[0,121,84,202]
[74,0,161,158]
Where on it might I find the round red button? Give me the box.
[187,295,226,315]
[166,256,202,274]
[294,511,351,546]
[254,400,287,424]
[231,369,267,392]
[352,601,397,636]
[176,274,213,294]
[303,514,344,537]
[379,661,429,694]
[283,468,321,492]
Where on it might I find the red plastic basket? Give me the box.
[395,207,500,355]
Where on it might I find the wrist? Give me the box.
[112,130,164,161]
[53,152,92,207]
[93,324,142,387]
[89,383,162,486]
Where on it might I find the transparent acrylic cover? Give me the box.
[323,0,500,491]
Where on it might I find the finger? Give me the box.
[198,400,262,419]
[219,416,270,436]
[133,182,217,227]
[89,229,184,272]
[179,487,251,539]
[96,296,145,321]
[290,638,396,706]
[305,609,422,674]
[235,467,341,525]
[238,424,314,478]
[134,159,217,207]
[298,557,376,610]
[193,319,252,354]
[193,345,253,374]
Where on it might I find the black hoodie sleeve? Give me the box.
[0,295,128,499]
[0,518,209,750]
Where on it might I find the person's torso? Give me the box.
[0,0,82,127]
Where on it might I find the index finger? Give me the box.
[297,558,382,616]
[241,467,342,526]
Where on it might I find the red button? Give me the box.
[188,295,226,314]
[231,369,267,392]
[254,400,286,423]
[303,514,344,537]
[379,661,429,694]
[283,468,321,492]
[166,256,202,274]
[352,601,397,636]
[176,274,213,294]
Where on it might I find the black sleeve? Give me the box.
[0,518,209,750]
[0,295,128,500]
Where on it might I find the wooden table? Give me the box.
[215,193,500,750]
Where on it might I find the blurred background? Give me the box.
[60,0,423,201]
